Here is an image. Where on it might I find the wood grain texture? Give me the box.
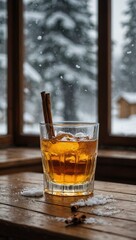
[0,173,136,240]
[0,148,42,175]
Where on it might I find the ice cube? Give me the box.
[61,136,76,142]
[49,132,78,154]
[55,132,75,141]
[75,132,86,138]
[75,132,89,141]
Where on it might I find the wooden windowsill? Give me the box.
[0,148,42,174]
[0,147,136,184]
[97,149,136,184]
[99,149,136,160]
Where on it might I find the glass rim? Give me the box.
[40,121,99,127]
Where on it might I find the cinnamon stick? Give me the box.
[71,205,80,212]
[65,213,86,226]
[41,91,55,139]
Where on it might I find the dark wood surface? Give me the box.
[0,172,136,240]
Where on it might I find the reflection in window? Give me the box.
[111,0,136,136]
[0,0,7,134]
[23,0,97,134]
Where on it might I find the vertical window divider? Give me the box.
[98,0,111,147]
[0,0,14,147]
[11,0,24,145]
[11,0,40,147]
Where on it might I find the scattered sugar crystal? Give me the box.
[84,217,97,224]
[71,194,116,207]
[54,217,66,222]
[104,206,117,210]
[91,209,121,216]
[46,216,66,222]
[85,217,110,225]
[21,188,43,197]
[46,194,121,226]
[51,216,111,225]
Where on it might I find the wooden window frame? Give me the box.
[98,0,136,148]
[0,0,136,149]
[0,0,13,147]
[9,0,39,147]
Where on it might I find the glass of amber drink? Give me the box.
[40,122,99,196]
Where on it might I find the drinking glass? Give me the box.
[40,121,99,196]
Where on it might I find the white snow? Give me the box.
[23,62,42,83]
[21,188,43,197]
[91,208,121,216]
[37,36,42,40]
[112,114,136,135]
[53,33,73,46]
[84,217,109,225]
[66,44,86,56]
[0,10,7,18]
[119,92,136,104]
[23,123,40,134]
[46,12,75,29]
[23,112,34,123]
[0,123,7,134]
[0,53,7,68]
[71,194,115,207]
[74,12,91,24]
[44,63,96,90]
[24,11,44,21]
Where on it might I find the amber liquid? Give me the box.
[41,137,98,185]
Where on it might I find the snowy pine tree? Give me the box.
[25,0,96,121]
[120,0,136,92]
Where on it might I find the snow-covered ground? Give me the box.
[112,114,136,136]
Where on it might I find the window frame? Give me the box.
[9,0,39,147]
[0,0,13,147]
[98,0,136,148]
[0,0,136,149]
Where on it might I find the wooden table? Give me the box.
[0,172,136,240]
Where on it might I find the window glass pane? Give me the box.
[111,0,136,136]
[0,0,7,134]
[23,0,98,134]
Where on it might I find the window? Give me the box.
[0,0,135,148]
[98,0,136,147]
[23,0,98,134]
[111,0,136,137]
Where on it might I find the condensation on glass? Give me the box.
[23,0,98,134]
[111,0,136,136]
[0,0,7,134]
